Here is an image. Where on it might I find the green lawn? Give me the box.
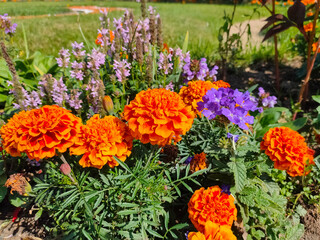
[0,1,295,63]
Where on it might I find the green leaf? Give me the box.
[182,31,189,53]
[164,212,169,230]
[170,223,188,230]
[312,95,320,104]
[285,223,304,240]
[228,161,247,192]
[117,209,138,215]
[35,208,43,221]
[146,228,163,238]
[0,94,7,102]
[113,156,132,174]
[116,202,139,208]
[9,192,28,207]
[181,182,193,193]
[82,228,94,240]
[247,84,258,93]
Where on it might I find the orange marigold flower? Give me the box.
[95,30,114,45]
[188,221,237,240]
[312,42,320,53]
[123,88,195,146]
[70,115,133,169]
[302,0,315,5]
[0,105,82,161]
[188,186,237,233]
[179,80,230,115]
[190,152,208,172]
[304,22,314,32]
[5,173,31,196]
[260,127,315,177]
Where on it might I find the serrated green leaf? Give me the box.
[116,202,139,208]
[228,161,246,192]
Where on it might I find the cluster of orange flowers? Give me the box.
[188,221,236,240]
[0,105,82,161]
[261,127,315,177]
[70,115,133,169]
[251,0,314,5]
[123,88,195,146]
[95,30,115,46]
[188,186,237,239]
[179,80,230,116]
[0,105,133,169]
[190,152,208,172]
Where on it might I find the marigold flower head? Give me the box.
[312,42,320,53]
[188,186,237,233]
[0,105,82,160]
[179,80,230,116]
[190,152,208,172]
[302,0,316,5]
[5,173,31,196]
[70,115,133,169]
[188,221,237,240]
[260,127,315,177]
[123,88,195,146]
[304,22,314,32]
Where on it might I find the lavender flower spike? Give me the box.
[0,14,17,36]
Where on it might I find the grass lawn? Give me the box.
[0,1,296,63]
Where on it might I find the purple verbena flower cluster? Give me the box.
[198,88,262,130]
[0,14,17,35]
[113,59,131,82]
[56,48,70,68]
[258,87,277,108]
[182,56,219,82]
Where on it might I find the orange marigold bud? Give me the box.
[260,127,315,177]
[60,163,71,175]
[103,95,114,113]
[0,105,83,161]
[70,115,133,169]
[304,22,314,32]
[123,88,195,146]
[188,221,237,240]
[190,152,208,172]
[188,186,237,233]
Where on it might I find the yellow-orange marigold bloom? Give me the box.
[304,22,314,32]
[95,30,114,45]
[188,186,237,233]
[123,88,195,146]
[302,0,315,5]
[190,152,208,172]
[260,127,315,177]
[179,80,230,115]
[312,42,320,53]
[0,105,82,160]
[188,221,237,240]
[70,115,133,169]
